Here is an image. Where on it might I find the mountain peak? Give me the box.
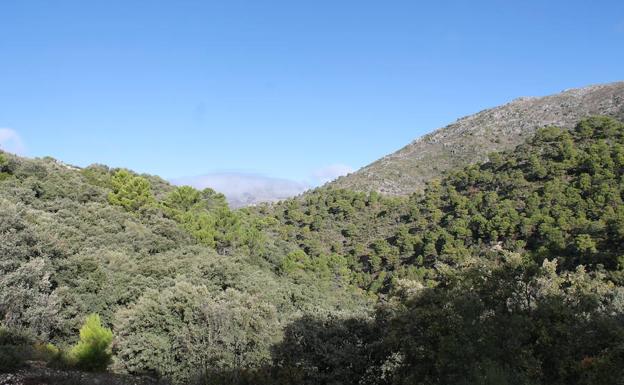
[330,81,624,195]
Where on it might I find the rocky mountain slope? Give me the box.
[330,81,624,195]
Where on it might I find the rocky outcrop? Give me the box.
[331,82,624,195]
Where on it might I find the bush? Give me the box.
[0,327,34,373]
[69,314,113,372]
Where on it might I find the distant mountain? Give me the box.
[331,81,624,195]
[172,172,310,208]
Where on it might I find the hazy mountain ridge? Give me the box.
[173,172,310,208]
[331,81,624,195]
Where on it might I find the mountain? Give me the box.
[172,172,309,208]
[2,112,624,383]
[331,81,624,195]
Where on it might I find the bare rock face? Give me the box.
[331,82,624,195]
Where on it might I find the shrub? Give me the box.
[0,327,34,373]
[69,314,113,372]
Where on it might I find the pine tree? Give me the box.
[70,314,113,371]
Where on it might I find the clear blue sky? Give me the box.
[1,0,623,185]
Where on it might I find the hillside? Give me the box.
[331,81,624,195]
[1,116,624,385]
[0,153,370,384]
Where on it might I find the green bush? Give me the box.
[69,314,113,372]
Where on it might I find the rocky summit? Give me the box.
[331,81,624,195]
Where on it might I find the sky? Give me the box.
[1,0,623,196]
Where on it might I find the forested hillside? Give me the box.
[0,153,370,384]
[2,116,624,384]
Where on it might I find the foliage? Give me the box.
[1,117,624,384]
[115,282,280,383]
[0,257,59,340]
[0,152,11,181]
[68,314,113,372]
[265,116,624,295]
[0,327,34,373]
[108,170,155,212]
[383,255,624,385]
[272,313,385,385]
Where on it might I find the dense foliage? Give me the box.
[0,156,367,383]
[263,116,624,292]
[1,116,623,384]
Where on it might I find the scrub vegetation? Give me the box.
[1,117,624,384]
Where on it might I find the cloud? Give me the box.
[0,128,25,155]
[171,163,356,208]
[172,172,310,207]
[312,163,354,184]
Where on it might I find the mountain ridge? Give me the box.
[330,81,624,195]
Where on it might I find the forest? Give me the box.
[1,116,624,384]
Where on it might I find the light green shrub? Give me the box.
[69,314,113,372]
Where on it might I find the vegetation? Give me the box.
[1,116,624,384]
[69,314,113,371]
[330,82,624,195]
[0,327,34,373]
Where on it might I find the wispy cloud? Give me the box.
[312,163,354,184]
[172,162,356,207]
[172,172,310,207]
[0,128,26,155]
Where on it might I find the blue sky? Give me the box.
[0,0,623,190]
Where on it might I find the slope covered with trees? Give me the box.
[0,152,369,384]
[1,116,624,384]
[265,116,624,291]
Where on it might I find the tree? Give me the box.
[0,153,10,180]
[164,185,201,212]
[107,170,155,211]
[69,313,113,371]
